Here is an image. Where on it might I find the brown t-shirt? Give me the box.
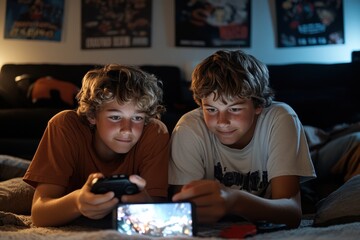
[23,110,170,198]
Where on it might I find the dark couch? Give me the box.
[0,64,196,159]
[1,62,360,160]
[268,63,360,130]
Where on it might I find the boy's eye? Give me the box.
[205,108,217,113]
[229,107,242,112]
[132,116,144,122]
[109,116,121,121]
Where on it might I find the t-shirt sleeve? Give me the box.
[266,107,316,182]
[23,112,81,188]
[169,124,206,185]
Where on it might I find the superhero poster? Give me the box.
[81,0,152,49]
[175,0,251,48]
[275,0,344,47]
[4,0,64,41]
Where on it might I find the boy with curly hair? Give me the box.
[24,64,170,227]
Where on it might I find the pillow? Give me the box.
[29,76,79,108]
[313,174,360,227]
[0,177,34,215]
[15,74,36,94]
[0,154,30,181]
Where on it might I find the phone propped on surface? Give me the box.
[113,201,196,237]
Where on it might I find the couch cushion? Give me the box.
[0,138,41,160]
[0,108,61,138]
[313,174,360,227]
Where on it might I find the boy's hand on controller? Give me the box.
[77,173,119,220]
[121,174,152,202]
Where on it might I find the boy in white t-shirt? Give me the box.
[169,50,316,228]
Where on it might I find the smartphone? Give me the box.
[256,221,287,233]
[113,202,196,237]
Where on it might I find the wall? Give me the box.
[0,0,359,81]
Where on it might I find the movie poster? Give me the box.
[81,0,152,49]
[275,0,344,47]
[175,0,251,48]
[4,0,64,41]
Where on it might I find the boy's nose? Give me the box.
[119,119,132,133]
[217,112,230,126]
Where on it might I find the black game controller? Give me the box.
[91,174,139,197]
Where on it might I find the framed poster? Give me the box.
[175,0,251,48]
[81,0,152,49]
[4,0,64,41]
[275,0,344,47]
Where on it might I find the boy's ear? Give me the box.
[255,107,263,115]
[87,116,96,125]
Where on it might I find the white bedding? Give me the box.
[1,211,360,240]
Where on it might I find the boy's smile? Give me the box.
[201,93,262,149]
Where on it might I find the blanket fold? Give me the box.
[0,211,32,227]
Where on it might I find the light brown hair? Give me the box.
[191,50,274,108]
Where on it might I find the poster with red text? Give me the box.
[175,0,251,48]
[4,0,64,41]
[275,0,344,47]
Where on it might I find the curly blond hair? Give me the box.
[76,64,165,124]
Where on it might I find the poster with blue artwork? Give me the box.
[275,0,344,47]
[4,0,64,41]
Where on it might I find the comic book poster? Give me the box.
[4,0,64,41]
[275,0,344,47]
[175,0,251,48]
[81,0,152,49]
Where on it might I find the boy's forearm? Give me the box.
[31,190,81,227]
[228,189,302,228]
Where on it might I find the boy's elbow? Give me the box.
[286,191,303,229]
[286,209,302,229]
[31,212,66,227]
[31,213,48,227]
[30,206,60,227]
[288,217,301,229]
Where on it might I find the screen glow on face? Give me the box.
[115,202,194,237]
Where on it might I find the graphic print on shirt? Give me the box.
[214,162,269,196]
